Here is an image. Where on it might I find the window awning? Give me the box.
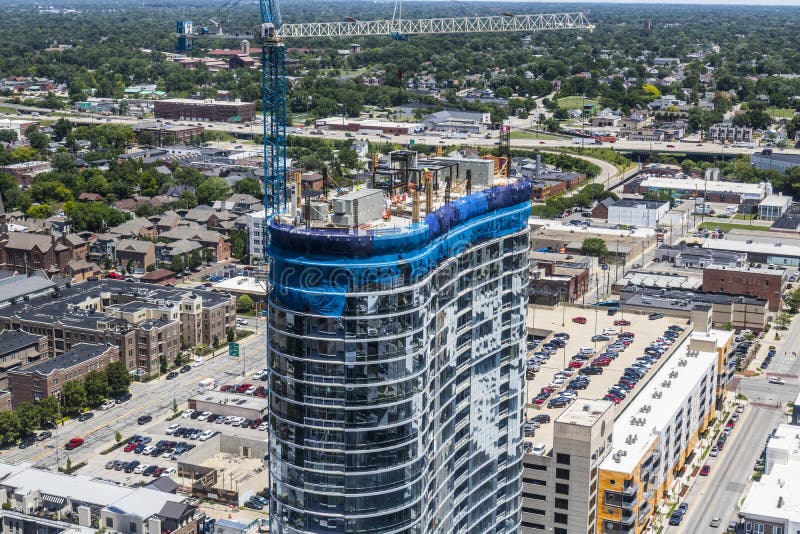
[42,494,67,506]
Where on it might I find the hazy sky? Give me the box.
[449,0,800,5]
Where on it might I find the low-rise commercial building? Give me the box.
[597,342,718,533]
[707,121,752,143]
[625,176,769,204]
[758,194,793,221]
[607,199,670,228]
[188,390,267,420]
[751,150,800,174]
[154,98,255,122]
[7,343,117,406]
[620,286,769,331]
[702,264,787,312]
[0,161,52,188]
[739,424,800,532]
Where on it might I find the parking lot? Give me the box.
[523,305,690,453]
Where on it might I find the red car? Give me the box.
[572,317,587,324]
[700,464,710,476]
[540,386,555,394]
[592,357,611,366]
[603,394,621,404]
[533,397,546,405]
[65,437,84,450]
[614,319,631,326]
[568,360,584,369]
[124,442,137,452]
[106,271,124,280]
[619,332,635,338]
[220,384,234,392]
[236,384,252,393]
[726,420,735,429]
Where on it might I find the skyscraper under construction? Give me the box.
[266,159,532,533]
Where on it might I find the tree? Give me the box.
[642,84,661,99]
[581,237,609,258]
[53,118,73,141]
[15,403,40,436]
[106,361,132,397]
[0,130,17,143]
[62,381,86,415]
[25,126,50,150]
[37,396,60,427]
[203,248,214,264]
[178,189,197,209]
[195,177,231,205]
[229,229,247,260]
[785,288,800,314]
[26,204,54,219]
[170,255,184,274]
[233,177,262,197]
[188,250,202,271]
[775,312,791,330]
[0,411,20,446]
[84,370,109,407]
[227,327,235,342]
[236,294,254,313]
[126,260,135,274]
[115,431,122,443]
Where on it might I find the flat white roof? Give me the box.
[531,220,657,239]
[599,337,717,474]
[639,176,767,197]
[741,426,800,523]
[704,239,800,258]
[689,328,734,350]
[213,276,267,295]
[759,194,792,207]
[705,263,787,276]
[556,399,613,427]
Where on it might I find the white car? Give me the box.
[142,446,156,455]
[257,422,268,431]
[197,411,211,421]
[100,399,115,411]
[161,467,176,477]
[134,463,150,474]
[199,430,215,441]
[161,448,175,458]
[768,377,784,385]
[191,359,205,367]
[181,409,194,419]
[166,424,179,435]
[531,443,546,456]
[603,328,619,336]
[245,386,257,395]
[223,415,235,424]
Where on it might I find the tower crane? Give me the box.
[177,1,593,219]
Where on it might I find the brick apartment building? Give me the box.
[0,280,235,378]
[154,99,256,122]
[0,161,52,188]
[0,330,48,389]
[702,264,787,312]
[0,232,85,275]
[7,343,118,406]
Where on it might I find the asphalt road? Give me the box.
[665,404,784,532]
[0,316,268,471]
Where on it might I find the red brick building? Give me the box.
[154,99,255,122]
[7,343,118,406]
[702,264,787,312]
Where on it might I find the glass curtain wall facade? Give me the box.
[267,192,531,534]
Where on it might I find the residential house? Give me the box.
[115,239,156,272]
[160,228,231,262]
[65,258,102,282]
[108,219,157,239]
[156,239,203,267]
[0,330,48,389]
[0,233,76,275]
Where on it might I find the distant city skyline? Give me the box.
[409,0,800,5]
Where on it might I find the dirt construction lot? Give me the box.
[524,305,691,452]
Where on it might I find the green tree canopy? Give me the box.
[62,381,86,415]
[195,177,231,206]
[233,177,262,197]
[106,361,132,397]
[236,294,254,313]
[581,237,609,258]
[85,370,109,407]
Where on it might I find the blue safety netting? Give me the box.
[269,180,533,316]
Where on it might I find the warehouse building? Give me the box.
[702,264,787,312]
[607,198,670,228]
[625,176,770,204]
[750,150,800,174]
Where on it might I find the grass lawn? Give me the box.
[509,130,562,140]
[732,213,756,220]
[0,105,18,115]
[767,108,796,119]
[698,221,772,232]
[557,96,599,109]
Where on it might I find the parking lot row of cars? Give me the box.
[104,458,176,478]
[120,434,202,459]
[180,409,269,431]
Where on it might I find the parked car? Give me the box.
[166,371,178,380]
[649,312,664,320]
[700,464,710,476]
[137,415,153,425]
[36,431,52,441]
[571,316,587,324]
[18,436,36,449]
[78,412,94,422]
[180,365,192,374]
